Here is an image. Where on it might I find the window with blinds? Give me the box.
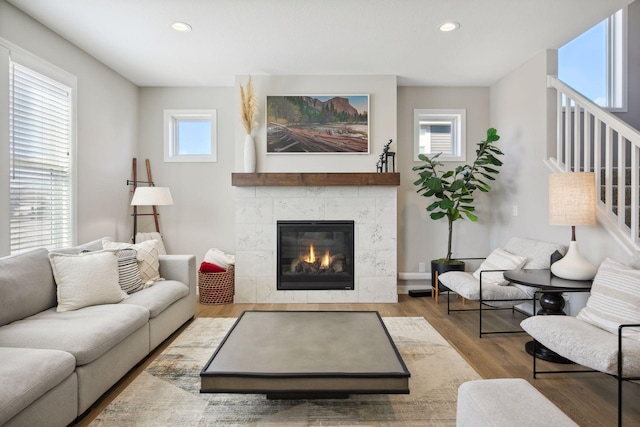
[9,60,73,252]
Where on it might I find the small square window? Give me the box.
[164,109,217,162]
[413,109,466,162]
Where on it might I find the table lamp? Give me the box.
[549,172,597,280]
[131,186,173,243]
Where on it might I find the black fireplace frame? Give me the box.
[277,220,355,291]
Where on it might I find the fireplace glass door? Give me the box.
[277,220,354,291]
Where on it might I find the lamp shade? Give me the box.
[131,187,173,206]
[549,172,597,280]
[549,172,596,226]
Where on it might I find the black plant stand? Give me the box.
[408,289,432,297]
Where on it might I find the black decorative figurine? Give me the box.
[376,139,395,172]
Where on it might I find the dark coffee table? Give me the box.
[200,310,410,398]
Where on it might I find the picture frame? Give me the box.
[266,95,369,154]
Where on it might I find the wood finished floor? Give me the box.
[72,294,640,427]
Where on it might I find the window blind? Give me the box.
[428,125,453,154]
[9,60,73,252]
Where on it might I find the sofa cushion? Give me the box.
[0,304,149,365]
[503,237,566,269]
[438,270,530,306]
[49,250,128,312]
[0,248,56,327]
[120,280,189,318]
[135,231,167,254]
[472,248,528,286]
[576,258,640,339]
[0,347,76,426]
[521,315,640,376]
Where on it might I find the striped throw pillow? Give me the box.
[577,258,640,339]
[117,248,144,294]
[103,240,161,284]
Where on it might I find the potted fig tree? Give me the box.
[412,127,503,294]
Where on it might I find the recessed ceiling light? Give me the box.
[439,22,460,32]
[171,21,192,32]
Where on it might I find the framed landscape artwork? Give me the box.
[266,95,369,153]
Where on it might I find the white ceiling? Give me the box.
[6,0,633,87]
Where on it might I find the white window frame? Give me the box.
[413,109,466,162]
[607,7,627,112]
[0,38,77,254]
[163,109,217,162]
[559,8,627,112]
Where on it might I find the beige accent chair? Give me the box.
[520,257,640,427]
[438,237,566,337]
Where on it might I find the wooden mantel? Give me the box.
[231,172,400,187]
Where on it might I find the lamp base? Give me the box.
[551,241,597,280]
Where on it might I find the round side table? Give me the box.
[503,269,593,363]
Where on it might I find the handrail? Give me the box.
[547,75,640,253]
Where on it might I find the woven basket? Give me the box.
[198,265,234,304]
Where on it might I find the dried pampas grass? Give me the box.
[240,76,258,135]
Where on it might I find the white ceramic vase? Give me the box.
[243,134,256,173]
[550,240,597,280]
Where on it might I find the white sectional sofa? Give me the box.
[0,239,196,427]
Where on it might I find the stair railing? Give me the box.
[547,75,640,253]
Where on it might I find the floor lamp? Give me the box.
[131,186,173,244]
[549,172,597,280]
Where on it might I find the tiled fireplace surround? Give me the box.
[233,173,399,304]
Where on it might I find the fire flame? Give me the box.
[303,245,331,268]
[321,251,331,268]
[304,245,316,263]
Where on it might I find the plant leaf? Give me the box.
[465,212,479,221]
[430,211,446,220]
[440,199,454,209]
[426,177,443,191]
[427,201,440,211]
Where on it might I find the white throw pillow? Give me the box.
[49,250,128,312]
[577,258,640,339]
[473,248,528,286]
[502,237,566,269]
[135,232,167,255]
[103,239,162,285]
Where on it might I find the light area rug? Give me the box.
[90,317,481,426]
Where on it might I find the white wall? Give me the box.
[397,87,491,272]
[137,87,235,263]
[488,51,559,248]
[0,2,138,253]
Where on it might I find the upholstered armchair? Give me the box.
[438,237,566,337]
[521,257,640,427]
